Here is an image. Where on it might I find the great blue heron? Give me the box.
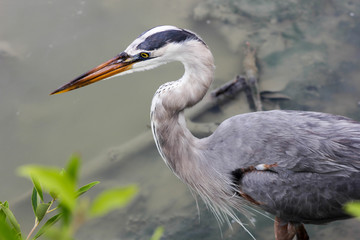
[51,26,360,240]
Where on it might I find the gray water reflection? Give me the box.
[1,0,360,239]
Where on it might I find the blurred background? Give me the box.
[1,0,360,239]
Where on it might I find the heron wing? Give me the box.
[206,110,360,176]
[204,110,360,222]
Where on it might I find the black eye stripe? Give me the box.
[136,29,205,51]
[118,51,130,60]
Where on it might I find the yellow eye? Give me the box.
[140,52,150,58]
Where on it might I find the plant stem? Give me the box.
[46,198,56,214]
[26,218,39,240]
[46,207,58,214]
[26,198,57,240]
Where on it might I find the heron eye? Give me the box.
[140,52,150,59]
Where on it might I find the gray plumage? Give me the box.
[208,110,360,223]
[52,25,360,240]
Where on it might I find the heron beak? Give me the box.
[50,54,134,95]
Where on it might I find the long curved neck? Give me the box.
[149,40,248,228]
[150,43,214,178]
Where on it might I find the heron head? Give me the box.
[50,25,206,95]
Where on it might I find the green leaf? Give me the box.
[345,201,360,217]
[65,154,81,184]
[49,191,58,200]
[35,202,51,222]
[31,188,38,215]
[77,181,100,197]
[0,209,6,222]
[33,213,62,239]
[42,226,72,240]
[0,202,21,236]
[150,226,164,240]
[0,218,19,240]
[18,165,76,211]
[31,175,44,202]
[90,185,138,217]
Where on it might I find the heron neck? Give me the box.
[150,46,214,176]
[151,110,199,176]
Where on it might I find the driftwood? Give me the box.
[243,42,262,111]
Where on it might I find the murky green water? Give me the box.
[1,0,360,239]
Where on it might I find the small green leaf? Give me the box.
[42,226,72,240]
[49,191,58,200]
[0,202,21,235]
[0,218,19,240]
[31,175,44,202]
[65,154,81,184]
[150,226,164,240]
[31,188,38,215]
[33,213,62,239]
[345,201,360,217]
[90,185,138,217]
[18,166,76,211]
[77,181,100,197]
[0,209,6,222]
[35,202,51,222]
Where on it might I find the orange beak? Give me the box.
[50,53,134,95]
